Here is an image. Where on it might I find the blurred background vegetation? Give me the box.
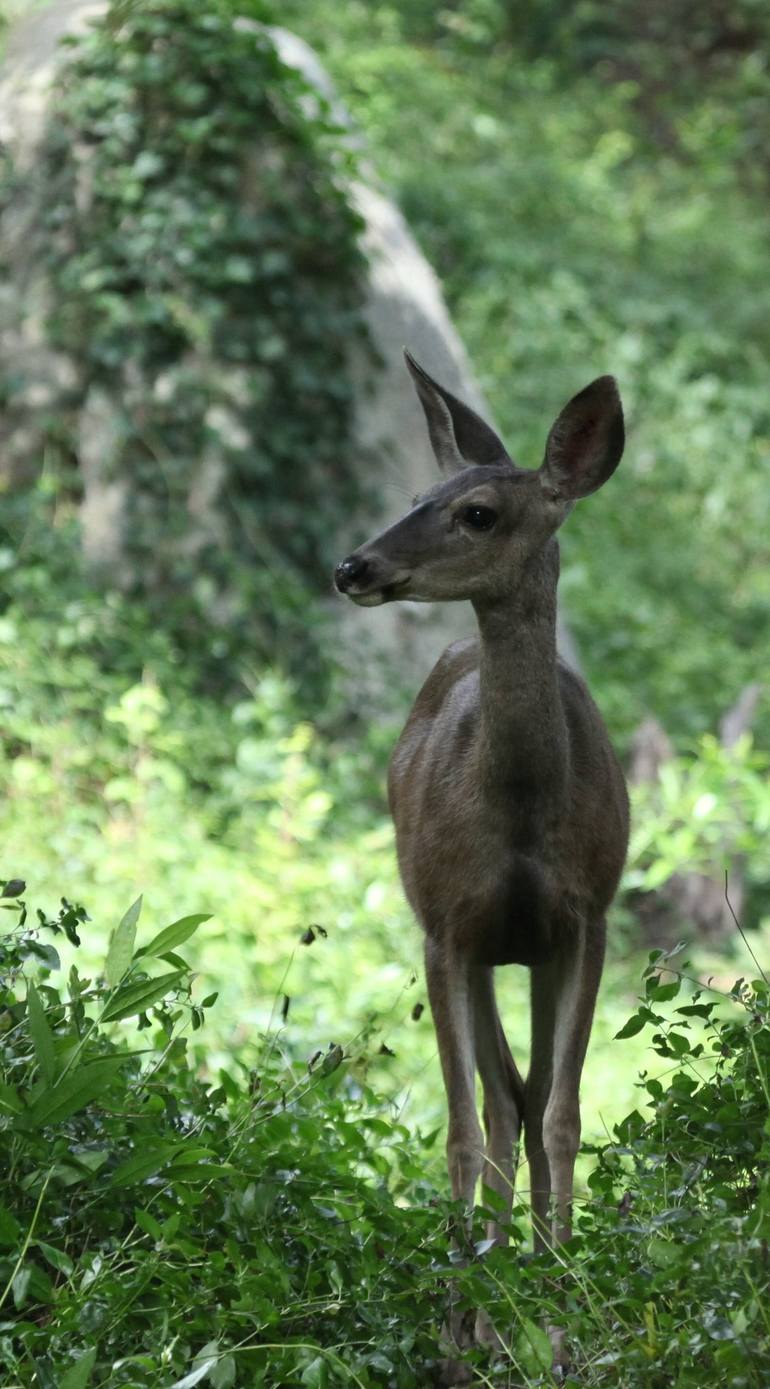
[1,0,769,1160]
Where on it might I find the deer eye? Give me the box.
[461,505,497,531]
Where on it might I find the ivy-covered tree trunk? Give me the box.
[1,1,374,686]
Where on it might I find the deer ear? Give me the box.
[404,350,510,473]
[540,376,624,500]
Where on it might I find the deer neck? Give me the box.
[472,539,568,797]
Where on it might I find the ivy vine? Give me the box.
[35,0,371,678]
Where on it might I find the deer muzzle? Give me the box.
[334,552,411,606]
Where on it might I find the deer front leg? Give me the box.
[470,966,525,1354]
[425,937,484,1210]
[542,926,604,1246]
[424,937,483,1361]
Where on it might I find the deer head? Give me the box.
[335,352,624,607]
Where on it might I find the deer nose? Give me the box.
[334,554,369,592]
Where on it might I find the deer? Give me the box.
[334,352,630,1362]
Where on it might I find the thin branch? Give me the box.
[724,870,767,984]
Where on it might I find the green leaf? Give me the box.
[0,1081,23,1115]
[0,1203,21,1246]
[152,949,189,971]
[27,940,60,971]
[27,1261,54,1305]
[110,1143,185,1188]
[167,1146,217,1163]
[211,1356,236,1389]
[27,981,57,1086]
[137,914,210,960]
[105,896,142,986]
[12,1265,31,1309]
[516,1317,552,1374]
[101,970,185,1022]
[648,1236,681,1269]
[171,1355,218,1388]
[21,1058,124,1128]
[646,978,681,1002]
[134,1207,163,1240]
[60,1348,97,1389]
[367,1353,394,1374]
[35,1241,74,1276]
[170,1162,235,1183]
[615,1012,647,1040]
[300,1357,327,1388]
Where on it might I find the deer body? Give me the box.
[390,629,626,970]
[335,354,629,1352]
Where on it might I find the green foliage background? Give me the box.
[1,0,769,1383]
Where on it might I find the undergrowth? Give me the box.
[1,884,768,1387]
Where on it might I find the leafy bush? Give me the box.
[2,888,768,1386]
[568,953,770,1384]
[628,734,770,927]
[0,886,453,1388]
